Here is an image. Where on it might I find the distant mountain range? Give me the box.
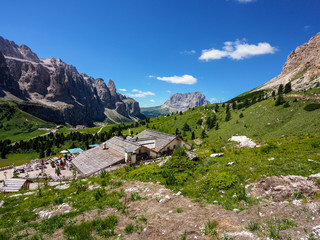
[141,92,210,118]
[0,36,144,126]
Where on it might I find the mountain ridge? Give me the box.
[0,36,144,126]
[141,91,210,118]
[255,32,320,93]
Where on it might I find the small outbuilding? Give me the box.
[1,178,30,193]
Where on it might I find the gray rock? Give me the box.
[185,151,198,161]
[161,92,210,112]
[210,153,224,158]
[0,36,144,126]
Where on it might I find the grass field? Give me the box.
[0,101,55,142]
[0,152,39,168]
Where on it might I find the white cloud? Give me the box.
[127,89,155,98]
[156,74,197,85]
[167,90,171,93]
[210,98,217,102]
[150,99,155,103]
[119,88,127,92]
[304,25,311,31]
[180,50,196,55]
[147,75,155,78]
[199,39,276,61]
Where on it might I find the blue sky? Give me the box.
[1,0,319,107]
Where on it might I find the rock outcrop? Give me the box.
[0,36,143,126]
[161,92,210,112]
[257,32,320,92]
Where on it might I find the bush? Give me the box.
[204,219,218,236]
[202,172,237,190]
[261,141,278,154]
[124,223,134,234]
[283,101,290,108]
[304,103,320,111]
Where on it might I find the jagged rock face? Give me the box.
[94,78,113,108]
[257,32,320,92]
[0,36,143,126]
[161,92,210,112]
[0,51,21,97]
[282,33,320,75]
[0,36,39,62]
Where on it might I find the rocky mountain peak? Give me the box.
[0,36,144,126]
[18,44,40,62]
[282,32,320,75]
[0,36,40,62]
[107,79,117,97]
[162,91,210,112]
[257,32,320,92]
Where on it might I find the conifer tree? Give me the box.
[278,84,284,95]
[284,82,292,93]
[275,94,285,106]
[225,111,231,121]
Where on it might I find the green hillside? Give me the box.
[0,101,56,142]
[122,93,320,146]
[140,106,170,118]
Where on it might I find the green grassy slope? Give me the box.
[0,101,56,142]
[119,96,319,146]
[140,106,170,118]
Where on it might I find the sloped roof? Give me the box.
[72,146,123,176]
[2,178,26,192]
[135,130,177,151]
[104,136,141,155]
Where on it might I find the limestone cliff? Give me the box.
[257,32,320,92]
[0,36,143,126]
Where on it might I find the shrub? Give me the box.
[304,103,320,111]
[246,220,260,231]
[124,223,134,234]
[177,207,183,213]
[283,101,290,108]
[202,172,237,190]
[93,215,118,237]
[261,141,278,154]
[204,219,218,236]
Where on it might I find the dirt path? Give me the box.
[44,180,320,240]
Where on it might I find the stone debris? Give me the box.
[38,210,54,219]
[226,231,255,239]
[308,159,320,164]
[312,226,320,238]
[175,191,182,196]
[306,201,320,213]
[185,151,198,161]
[210,153,224,158]
[158,156,171,167]
[309,173,320,179]
[37,203,71,219]
[88,184,100,190]
[125,187,140,193]
[55,184,70,190]
[229,136,257,148]
[0,200,4,207]
[246,175,320,201]
[9,191,35,198]
[268,157,275,161]
[227,162,235,166]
